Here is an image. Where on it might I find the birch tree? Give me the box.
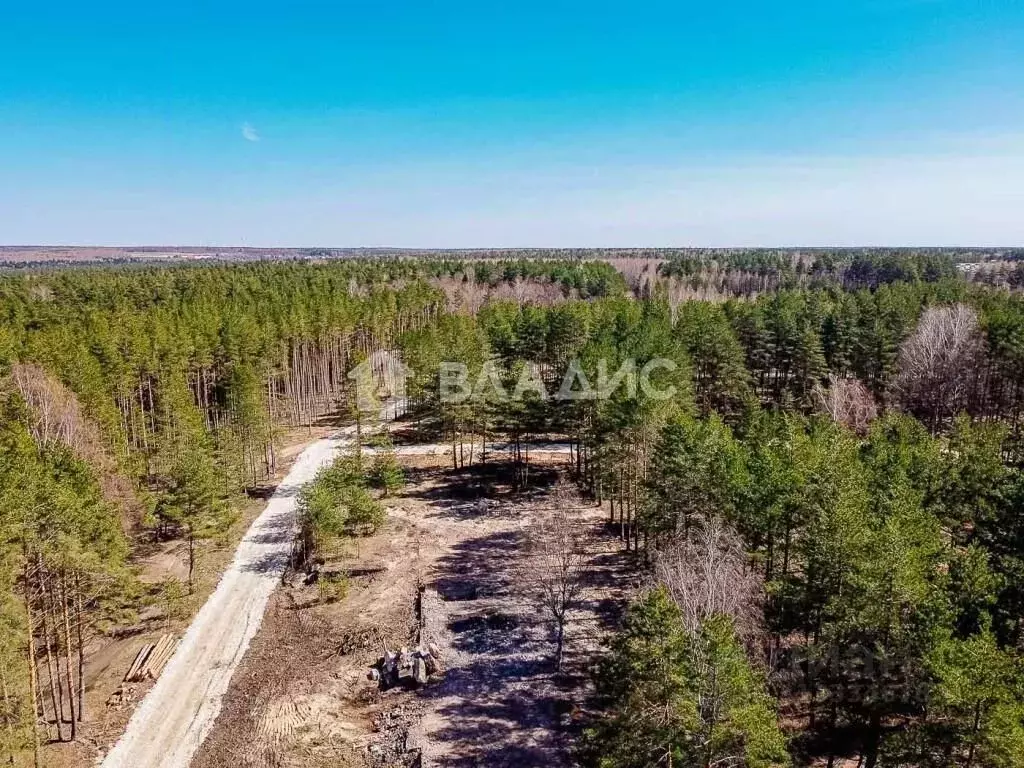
[522,508,587,671]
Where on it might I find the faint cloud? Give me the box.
[241,122,260,142]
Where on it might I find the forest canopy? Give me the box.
[2,252,1024,767]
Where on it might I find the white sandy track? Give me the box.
[102,401,403,768]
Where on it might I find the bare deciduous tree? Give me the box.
[10,363,139,519]
[490,278,566,307]
[814,374,879,435]
[457,273,488,316]
[653,517,763,644]
[891,303,984,430]
[521,508,587,671]
[606,257,663,295]
[433,275,464,314]
[346,276,368,298]
[11,362,95,451]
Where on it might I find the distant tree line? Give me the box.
[649,249,960,298]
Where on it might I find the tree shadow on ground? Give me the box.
[406,486,639,768]
[432,530,522,603]
[403,463,563,509]
[419,656,568,767]
[417,526,571,767]
[238,550,291,575]
[245,484,279,500]
[261,483,303,500]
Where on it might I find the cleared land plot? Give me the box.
[193,460,637,768]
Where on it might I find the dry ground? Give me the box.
[193,458,638,768]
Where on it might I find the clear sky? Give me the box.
[2,1,1023,247]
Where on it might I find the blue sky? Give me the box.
[2,1,1023,246]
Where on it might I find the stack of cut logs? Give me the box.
[124,634,178,683]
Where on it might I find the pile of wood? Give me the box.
[124,634,178,683]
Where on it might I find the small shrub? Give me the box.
[370,451,405,497]
[318,572,349,603]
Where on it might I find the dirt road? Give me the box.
[101,401,403,768]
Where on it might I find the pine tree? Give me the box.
[586,588,789,768]
[917,630,1024,768]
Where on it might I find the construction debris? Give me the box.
[369,645,442,690]
[124,633,178,683]
[413,657,428,686]
[368,704,425,767]
[106,683,139,708]
[364,585,446,690]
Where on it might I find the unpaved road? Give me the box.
[102,401,403,768]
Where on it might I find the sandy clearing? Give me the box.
[405,498,633,768]
[101,401,403,768]
[192,469,635,768]
[186,456,630,768]
[386,441,571,457]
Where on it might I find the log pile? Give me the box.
[124,634,178,683]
